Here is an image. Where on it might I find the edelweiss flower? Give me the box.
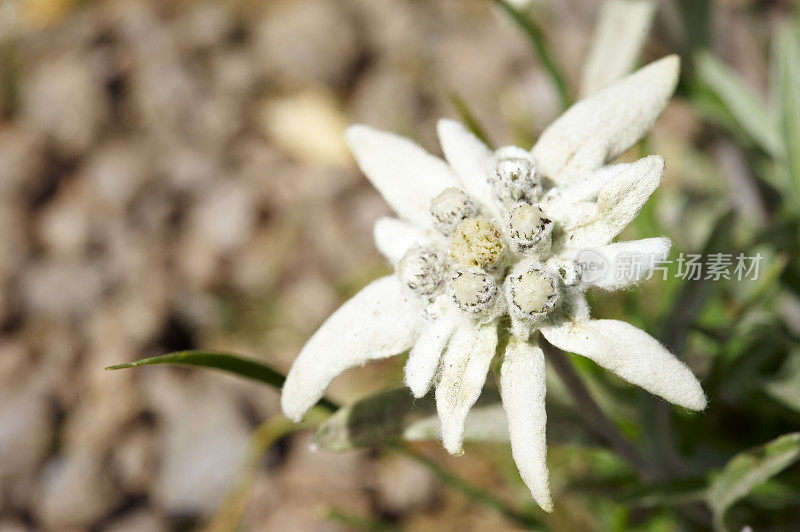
[281,56,706,512]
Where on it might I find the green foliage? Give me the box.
[707,433,800,531]
[694,51,781,158]
[494,0,571,110]
[106,350,286,387]
[774,24,800,211]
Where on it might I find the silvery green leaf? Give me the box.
[580,0,656,96]
[313,388,508,451]
[695,51,781,158]
[403,402,511,443]
[707,433,800,531]
[773,24,800,209]
[313,389,432,452]
[764,351,800,414]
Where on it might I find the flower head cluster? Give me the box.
[281,56,706,512]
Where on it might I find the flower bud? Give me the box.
[505,265,559,318]
[449,217,505,268]
[506,204,553,254]
[489,147,543,207]
[451,268,498,314]
[430,188,480,236]
[552,258,581,286]
[398,245,447,300]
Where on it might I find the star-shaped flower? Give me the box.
[281,55,706,512]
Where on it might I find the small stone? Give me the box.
[35,451,122,528]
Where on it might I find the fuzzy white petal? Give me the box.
[436,119,498,214]
[580,0,656,97]
[346,125,460,228]
[436,320,498,454]
[577,237,672,290]
[373,217,434,265]
[281,276,424,422]
[405,314,457,398]
[540,319,707,410]
[500,337,553,512]
[532,55,679,184]
[546,163,631,216]
[560,155,664,250]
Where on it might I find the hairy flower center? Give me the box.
[490,148,543,207]
[507,268,559,316]
[507,204,553,253]
[398,245,446,299]
[449,216,504,267]
[430,187,480,236]
[451,268,498,313]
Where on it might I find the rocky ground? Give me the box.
[0,0,773,530]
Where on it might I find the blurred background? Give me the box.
[0,0,799,530]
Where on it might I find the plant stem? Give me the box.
[540,337,652,478]
[448,92,494,148]
[389,443,543,529]
[495,0,571,111]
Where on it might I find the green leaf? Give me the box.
[314,388,510,451]
[314,386,599,451]
[706,432,800,531]
[694,51,781,158]
[774,24,800,211]
[764,351,800,413]
[495,0,571,110]
[614,477,708,508]
[106,350,286,389]
[448,92,493,148]
[313,388,430,451]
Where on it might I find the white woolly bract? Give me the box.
[373,217,434,265]
[532,55,679,184]
[435,321,498,455]
[580,0,657,97]
[281,276,424,422]
[561,155,664,250]
[405,314,457,398]
[436,119,498,216]
[345,125,460,228]
[540,319,707,410]
[500,338,553,512]
[580,237,672,291]
[545,163,631,214]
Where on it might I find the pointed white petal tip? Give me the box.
[500,338,553,512]
[532,55,679,184]
[541,319,706,411]
[441,423,465,456]
[280,276,423,422]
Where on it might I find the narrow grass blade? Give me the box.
[448,92,493,148]
[695,51,781,158]
[774,24,800,211]
[495,0,571,110]
[106,350,287,388]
